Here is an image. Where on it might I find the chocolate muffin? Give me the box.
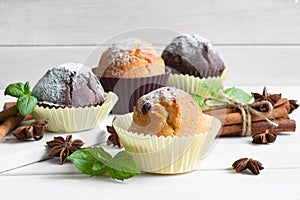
[32,63,105,107]
[31,63,118,132]
[161,34,226,78]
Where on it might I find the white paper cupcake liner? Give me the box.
[167,68,228,97]
[32,92,118,132]
[113,113,221,174]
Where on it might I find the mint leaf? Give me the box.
[224,87,252,103]
[69,149,108,176]
[5,81,38,116]
[87,146,112,166]
[17,95,37,116]
[69,147,140,181]
[24,81,31,95]
[192,94,205,109]
[199,82,224,98]
[200,82,210,89]
[4,82,26,98]
[108,151,140,180]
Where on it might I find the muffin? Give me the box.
[129,87,208,137]
[93,38,170,114]
[94,37,165,78]
[31,63,118,132]
[112,87,221,174]
[162,34,228,98]
[162,34,226,78]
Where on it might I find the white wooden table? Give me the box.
[1,86,299,200]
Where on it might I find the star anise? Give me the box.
[252,129,277,144]
[46,134,84,164]
[232,158,264,175]
[252,87,281,106]
[13,119,48,141]
[289,99,299,114]
[107,125,123,148]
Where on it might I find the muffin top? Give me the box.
[32,63,105,107]
[129,87,208,137]
[93,38,165,78]
[161,34,225,78]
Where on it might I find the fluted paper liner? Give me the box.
[167,68,228,97]
[113,113,221,174]
[32,92,118,132]
[97,67,171,114]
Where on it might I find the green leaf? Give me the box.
[69,147,140,181]
[4,82,26,98]
[224,87,252,103]
[199,82,210,89]
[108,151,140,181]
[24,81,31,95]
[86,146,112,166]
[199,82,224,97]
[192,94,206,109]
[69,149,108,176]
[17,95,37,116]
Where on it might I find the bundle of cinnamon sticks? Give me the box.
[203,88,298,137]
[0,102,33,141]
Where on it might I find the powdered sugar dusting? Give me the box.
[138,87,180,107]
[109,38,155,67]
[32,63,105,106]
[165,34,212,58]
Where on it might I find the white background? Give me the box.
[1,1,300,200]
[1,0,300,88]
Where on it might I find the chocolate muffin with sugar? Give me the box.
[32,63,105,107]
[31,63,117,132]
[162,34,226,78]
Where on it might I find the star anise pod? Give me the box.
[252,87,281,106]
[252,129,277,144]
[289,99,299,114]
[13,119,48,141]
[46,134,84,164]
[232,158,264,175]
[107,125,123,148]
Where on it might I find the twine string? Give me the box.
[204,91,278,136]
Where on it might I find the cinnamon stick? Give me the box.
[204,98,291,126]
[3,102,33,121]
[0,105,18,122]
[218,118,296,137]
[0,114,25,141]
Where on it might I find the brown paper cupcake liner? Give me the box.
[97,67,171,114]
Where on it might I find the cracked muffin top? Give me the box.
[128,87,208,137]
[93,38,165,78]
[32,63,105,107]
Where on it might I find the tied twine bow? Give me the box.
[204,91,278,136]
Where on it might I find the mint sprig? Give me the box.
[69,147,140,181]
[4,81,37,116]
[192,83,252,110]
[224,87,252,103]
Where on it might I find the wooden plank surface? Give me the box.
[1,45,300,89]
[0,87,299,200]
[0,0,300,45]
[1,167,300,199]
